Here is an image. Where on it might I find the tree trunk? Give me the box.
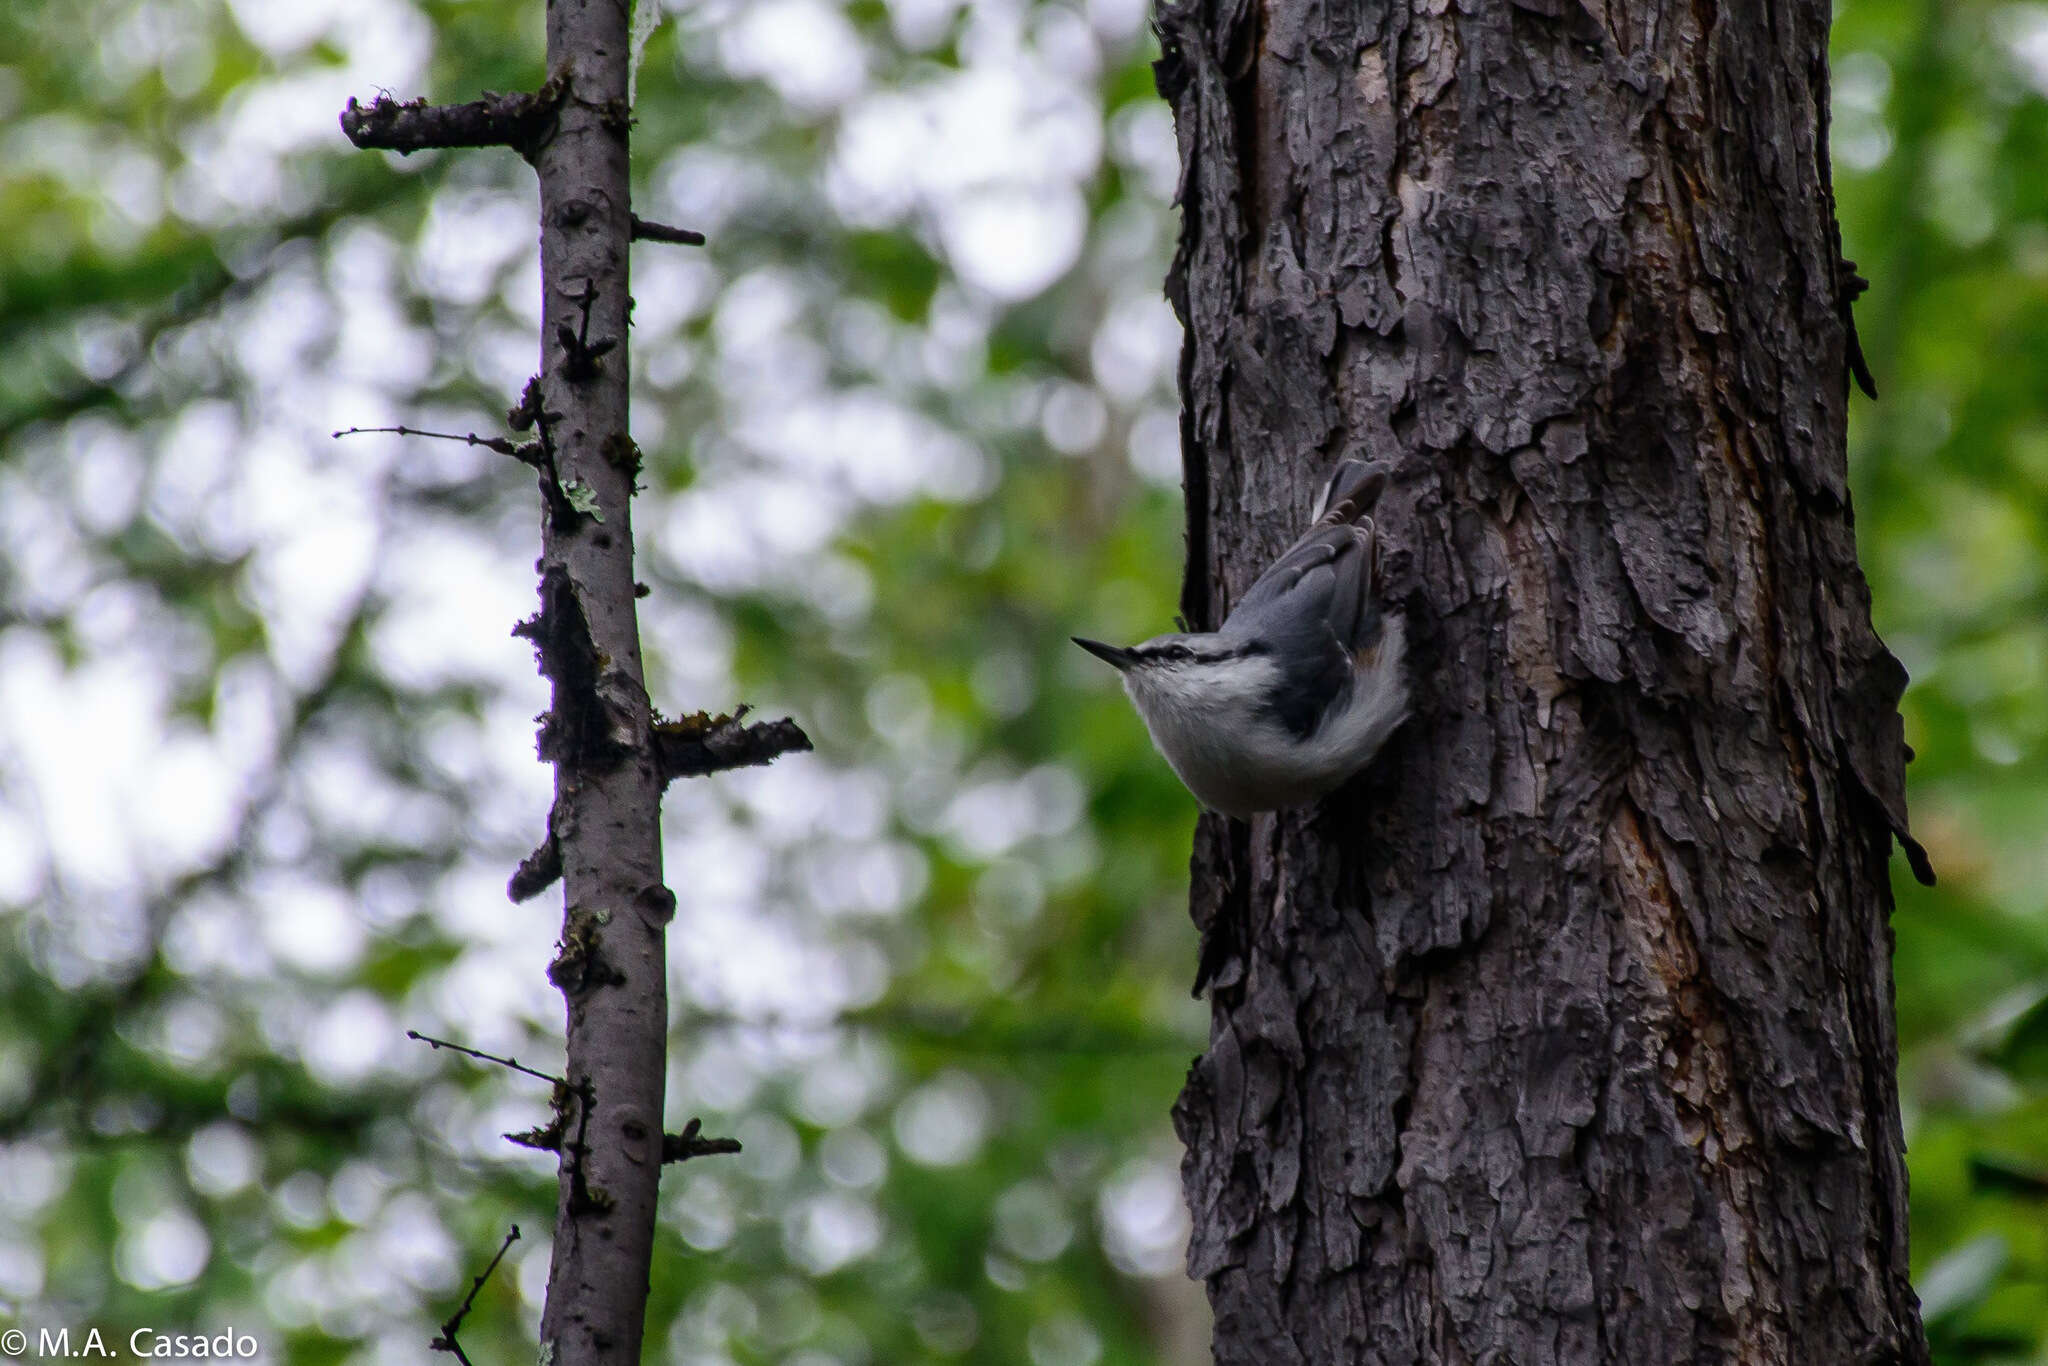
[527,4,669,1364]
[340,5,807,1363]
[1156,2,1933,1363]
[340,1,814,1358]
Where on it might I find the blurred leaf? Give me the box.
[1919,1234,2009,1324]
[1966,1152,2048,1200]
[1987,990,2048,1084]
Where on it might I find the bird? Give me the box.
[1073,460,1408,817]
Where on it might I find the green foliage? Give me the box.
[1832,0,2048,1356]
[843,230,943,322]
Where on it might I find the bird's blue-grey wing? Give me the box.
[1221,462,1389,737]
[1315,459,1387,524]
[1323,518,1386,654]
[1227,461,1387,632]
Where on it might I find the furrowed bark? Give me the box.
[1157,2,1933,1363]
[524,5,666,1365]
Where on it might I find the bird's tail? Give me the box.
[1314,459,1389,526]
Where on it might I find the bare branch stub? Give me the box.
[509,802,565,902]
[654,709,813,785]
[662,1117,742,1165]
[430,1224,522,1366]
[629,214,707,246]
[340,82,563,157]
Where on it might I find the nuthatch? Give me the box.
[1075,461,1407,816]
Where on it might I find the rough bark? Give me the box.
[1156,2,1933,1364]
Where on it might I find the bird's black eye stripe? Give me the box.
[1131,640,1267,665]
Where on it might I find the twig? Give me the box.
[429,1224,521,1366]
[407,1030,567,1087]
[333,424,542,467]
[629,214,706,247]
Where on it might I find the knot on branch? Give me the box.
[634,883,676,926]
[655,707,813,785]
[555,280,616,383]
[513,566,613,767]
[548,904,626,998]
[556,325,617,382]
[603,432,643,479]
[508,799,565,902]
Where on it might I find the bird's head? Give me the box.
[1072,633,1209,674]
[1071,633,1275,715]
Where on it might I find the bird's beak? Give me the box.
[1072,637,1135,671]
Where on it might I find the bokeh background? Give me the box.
[0,0,2042,1362]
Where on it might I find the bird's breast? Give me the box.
[1124,617,1408,816]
